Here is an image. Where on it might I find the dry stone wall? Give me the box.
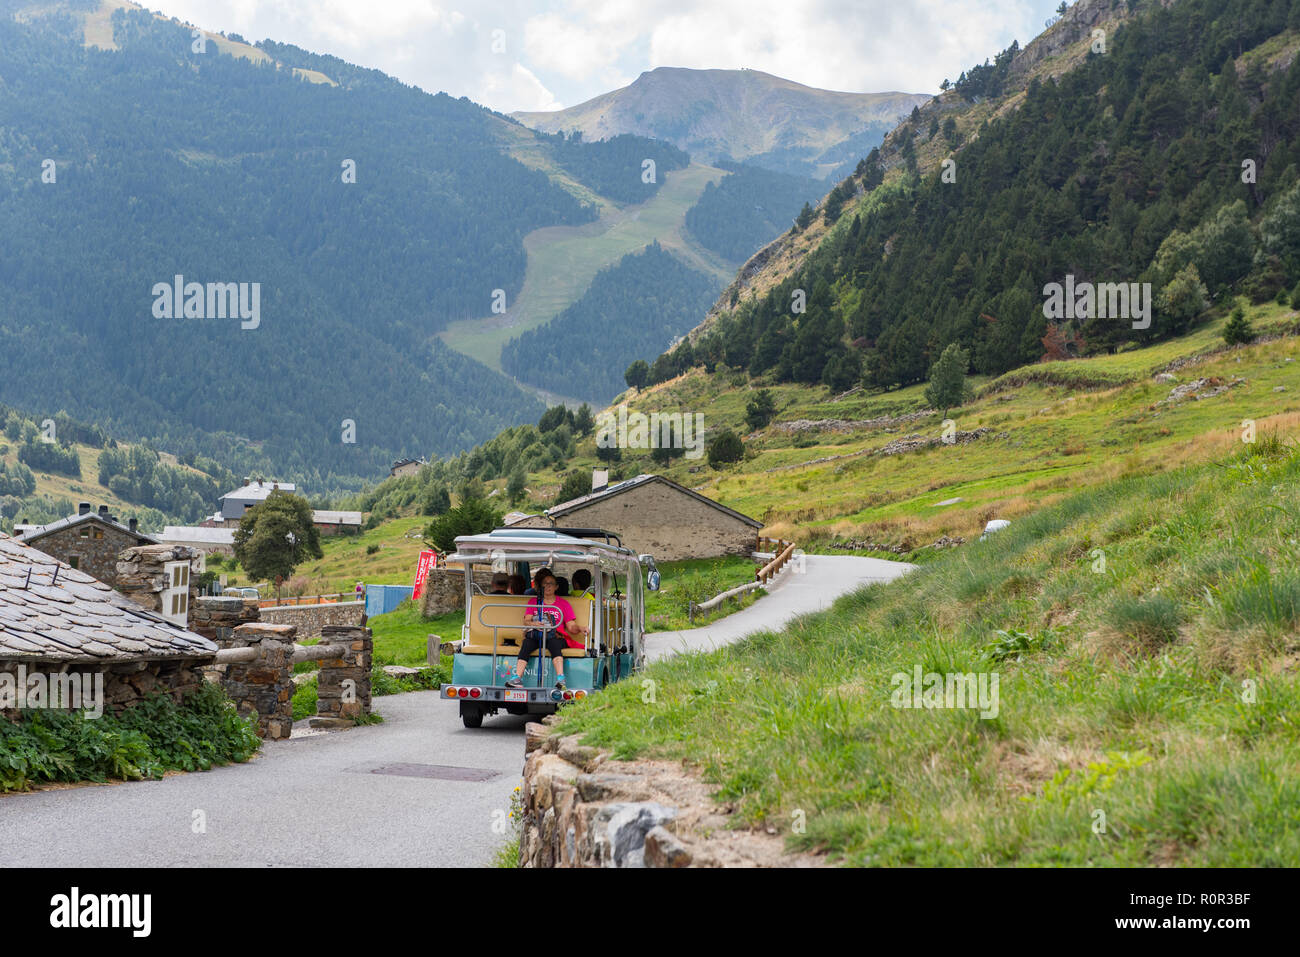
[260,600,364,637]
[519,725,818,868]
[419,568,495,617]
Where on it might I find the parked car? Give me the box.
[222,586,261,600]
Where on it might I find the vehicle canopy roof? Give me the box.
[447,528,645,573]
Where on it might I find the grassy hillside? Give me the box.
[565,301,1300,551]
[552,430,1300,865]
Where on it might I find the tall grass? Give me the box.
[552,440,1300,865]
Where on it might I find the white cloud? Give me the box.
[148,0,1063,111]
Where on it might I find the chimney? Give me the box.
[592,469,609,492]
[242,477,250,486]
[98,505,110,518]
[78,502,91,515]
[128,518,138,534]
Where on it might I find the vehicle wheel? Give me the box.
[460,703,483,728]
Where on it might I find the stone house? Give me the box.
[311,510,363,536]
[155,525,236,571]
[0,534,216,720]
[218,479,298,524]
[389,458,426,478]
[15,503,156,587]
[509,473,762,562]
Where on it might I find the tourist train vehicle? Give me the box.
[439,527,659,728]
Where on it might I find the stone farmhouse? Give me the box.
[218,479,297,524]
[14,503,156,587]
[0,533,216,720]
[155,525,236,570]
[311,510,363,536]
[507,473,762,561]
[389,458,426,478]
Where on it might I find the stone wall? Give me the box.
[221,622,296,740]
[419,567,495,617]
[519,725,816,868]
[315,625,372,721]
[260,600,364,638]
[558,481,759,561]
[0,658,208,721]
[26,523,148,587]
[191,596,260,646]
[115,544,201,616]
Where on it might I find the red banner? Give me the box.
[412,550,437,599]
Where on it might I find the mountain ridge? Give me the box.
[512,67,929,180]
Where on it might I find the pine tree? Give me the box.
[507,467,527,505]
[1222,306,1253,345]
[924,343,971,416]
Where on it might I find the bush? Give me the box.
[366,543,380,555]
[0,682,259,792]
[745,390,777,430]
[707,429,745,468]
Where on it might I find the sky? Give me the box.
[152,0,1068,114]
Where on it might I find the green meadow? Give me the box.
[554,434,1300,865]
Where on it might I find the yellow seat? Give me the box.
[461,594,593,657]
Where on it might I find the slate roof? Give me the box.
[311,510,363,526]
[546,474,763,528]
[219,481,296,502]
[16,512,157,546]
[157,526,236,546]
[0,534,217,663]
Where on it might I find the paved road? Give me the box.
[647,554,914,662]
[0,554,912,867]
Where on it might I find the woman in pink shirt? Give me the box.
[505,568,586,690]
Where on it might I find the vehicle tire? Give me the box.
[460,703,483,728]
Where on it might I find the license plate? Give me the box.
[504,689,527,703]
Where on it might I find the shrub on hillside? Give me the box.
[707,429,745,468]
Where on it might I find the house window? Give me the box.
[161,560,191,626]
[92,528,103,540]
[69,556,80,569]
[79,527,90,538]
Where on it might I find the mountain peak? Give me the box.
[512,67,928,179]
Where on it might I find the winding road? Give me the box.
[0,555,912,868]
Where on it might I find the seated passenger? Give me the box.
[570,569,593,599]
[488,572,510,595]
[506,568,587,690]
[555,575,570,596]
[507,574,526,595]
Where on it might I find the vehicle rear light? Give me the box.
[444,687,457,698]
[562,690,573,700]
[469,687,481,699]
[574,690,587,699]
[550,689,563,702]
[457,687,469,698]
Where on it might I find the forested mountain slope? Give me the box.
[0,2,692,489]
[648,0,1300,393]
